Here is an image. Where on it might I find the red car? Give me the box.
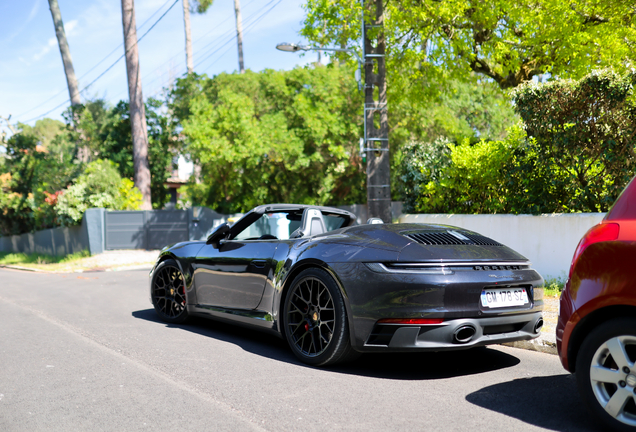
[557,178,636,431]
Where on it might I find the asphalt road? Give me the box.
[0,268,598,432]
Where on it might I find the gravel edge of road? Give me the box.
[503,335,557,355]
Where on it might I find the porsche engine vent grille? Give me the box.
[463,234,503,246]
[404,231,503,247]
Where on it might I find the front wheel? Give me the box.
[151,259,189,324]
[576,318,636,431]
[283,268,357,366]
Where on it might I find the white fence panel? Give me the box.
[398,213,606,279]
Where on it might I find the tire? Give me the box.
[283,268,358,366]
[576,317,636,431]
[151,259,189,324]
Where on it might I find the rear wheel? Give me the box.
[151,259,189,324]
[576,318,636,431]
[283,268,357,366]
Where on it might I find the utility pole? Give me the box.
[48,0,81,107]
[233,0,245,73]
[182,0,194,74]
[362,0,391,222]
[121,0,152,210]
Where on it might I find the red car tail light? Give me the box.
[569,223,620,278]
[377,318,444,325]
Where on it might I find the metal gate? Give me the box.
[104,210,189,250]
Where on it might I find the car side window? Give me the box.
[233,211,302,240]
[323,214,348,231]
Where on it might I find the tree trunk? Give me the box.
[182,0,194,74]
[233,0,245,73]
[121,0,152,210]
[48,0,81,106]
[362,0,391,222]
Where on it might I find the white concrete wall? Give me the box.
[398,213,606,279]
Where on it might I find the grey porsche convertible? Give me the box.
[149,204,544,366]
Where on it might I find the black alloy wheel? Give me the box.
[283,268,357,366]
[576,317,636,432]
[151,259,189,324]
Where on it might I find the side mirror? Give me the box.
[206,223,231,248]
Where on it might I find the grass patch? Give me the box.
[0,250,90,266]
[544,275,566,298]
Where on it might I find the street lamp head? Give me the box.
[276,42,307,52]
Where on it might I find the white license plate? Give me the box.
[481,287,529,308]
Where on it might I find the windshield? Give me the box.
[233,211,302,240]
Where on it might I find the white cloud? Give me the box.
[30,20,79,63]
[27,0,40,21]
[32,38,58,61]
[65,19,79,35]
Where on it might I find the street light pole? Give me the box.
[276,32,391,222]
[361,0,391,222]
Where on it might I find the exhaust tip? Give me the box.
[453,325,476,344]
[534,318,544,334]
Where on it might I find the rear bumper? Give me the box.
[356,312,543,352]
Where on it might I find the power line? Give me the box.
[196,0,282,70]
[112,0,269,101]
[75,0,176,83]
[189,0,260,54]
[20,0,287,124]
[20,0,180,124]
[16,0,176,119]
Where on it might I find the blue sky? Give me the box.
[0,0,316,128]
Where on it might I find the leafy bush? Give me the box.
[409,126,524,213]
[406,70,636,214]
[511,69,636,212]
[398,138,452,213]
[0,118,81,235]
[55,160,142,225]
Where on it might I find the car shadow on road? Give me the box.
[466,374,600,431]
[329,347,520,380]
[133,308,521,380]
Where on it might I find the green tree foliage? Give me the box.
[408,126,525,214]
[64,99,177,209]
[169,66,365,213]
[392,77,518,146]
[55,160,142,225]
[96,99,176,209]
[398,137,452,213]
[390,75,519,194]
[0,133,40,236]
[303,0,636,96]
[0,120,79,235]
[190,0,213,13]
[404,69,636,214]
[64,99,115,157]
[511,69,636,212]
[0,98,176,235]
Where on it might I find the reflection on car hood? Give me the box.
[315,223,528,263]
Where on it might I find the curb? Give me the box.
[0,264,153,274]
[0,264,40,272]
[502,335,557,355]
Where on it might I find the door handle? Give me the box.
[251,260,267,268]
